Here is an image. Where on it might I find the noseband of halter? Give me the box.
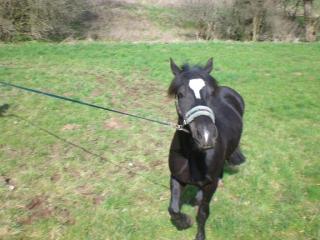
[183,105,215,125]
[175,100,216,133]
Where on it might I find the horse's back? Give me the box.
[215,86,245,159]
[218,86,245,117]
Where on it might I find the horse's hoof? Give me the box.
[171,213,193,230]
[195,232,205,240]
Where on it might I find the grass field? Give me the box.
[0,41,319,240]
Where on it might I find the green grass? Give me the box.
[0,41,319,240]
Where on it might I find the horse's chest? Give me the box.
[170,154,208,184]
[188,155,208,182]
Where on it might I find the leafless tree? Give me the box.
[304,0,317,41]
[180,0,315,41]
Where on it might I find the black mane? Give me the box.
[168,63,218,97]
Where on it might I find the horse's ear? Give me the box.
[204,58,214,73]
[170,58,181,76]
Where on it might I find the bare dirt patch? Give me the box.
[0,226,11,238]
[54,207,76,225]
[64,167,81,178]
[19,195,76,225]
[76,185,94,196]
[91,88,104,97]
[149,159,164,168]
[103,117,128,130]
[1,176,17,191]
[61,124,81,131]
[50,173,61,183]
[92,195,106,205]
[49,143,63,161]
[19,196,53,224]
[75,184,106,206]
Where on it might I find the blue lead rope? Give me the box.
[0,81,178,128]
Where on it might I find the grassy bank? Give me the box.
[0,41,319,239]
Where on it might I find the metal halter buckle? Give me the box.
[175,124,190,133]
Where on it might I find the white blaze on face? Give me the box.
[189,78,205,99]
[204,129,209,142]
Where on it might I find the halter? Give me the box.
[175,99,216,133]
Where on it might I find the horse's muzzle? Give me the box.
[189,116,218,150]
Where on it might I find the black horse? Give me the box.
[167,58,246,240]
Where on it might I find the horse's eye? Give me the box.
[177,92,184,99]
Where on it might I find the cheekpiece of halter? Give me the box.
[183,105,215,126]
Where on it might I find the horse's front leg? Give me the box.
[195,180,218,240]
[168,176,193,230]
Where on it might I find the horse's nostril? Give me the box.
[197,130,202,139]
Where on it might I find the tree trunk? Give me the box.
[304,0,316,42]
[252,0,264,41]
[252,15,261,41]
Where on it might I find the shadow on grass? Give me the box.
[4,113,169,190]
[224,162,241,176]
[0,104,10,116]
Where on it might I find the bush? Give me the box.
[0,0,97,41]
[180,0,307,41]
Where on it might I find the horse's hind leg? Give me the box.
[168,177,193,230]
[228,146,246,166]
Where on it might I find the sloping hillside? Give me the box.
[86,0,191,42]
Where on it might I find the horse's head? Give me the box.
[168,58,218,150]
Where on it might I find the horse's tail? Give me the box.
[228,147,246,166]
